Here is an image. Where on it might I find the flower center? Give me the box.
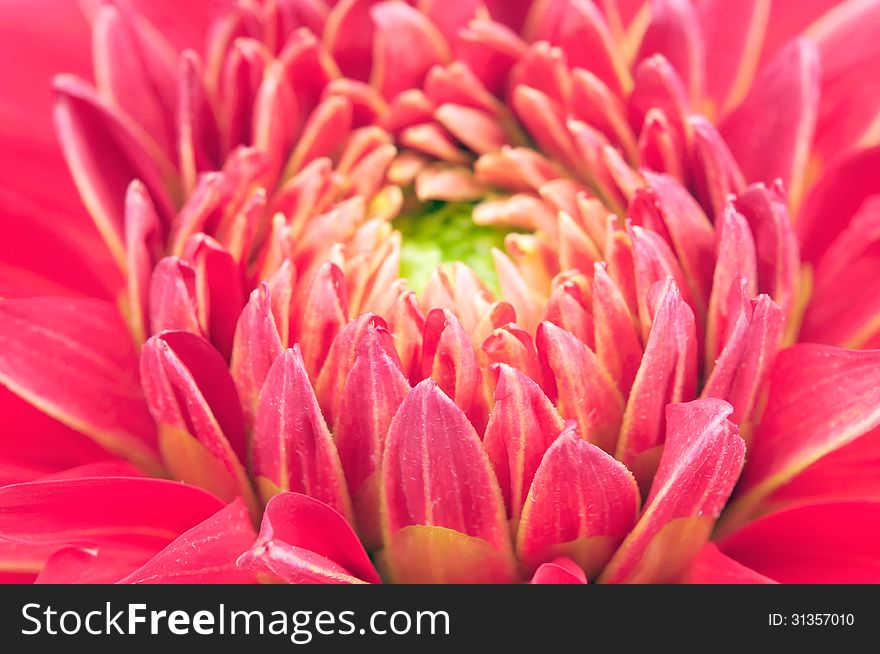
[394,200,518,296]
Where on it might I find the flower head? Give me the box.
[2,0,880,583]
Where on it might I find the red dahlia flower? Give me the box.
[1,0,880,584]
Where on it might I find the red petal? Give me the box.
[293,262,349,381]
[705,204,758,368]
[370,1,450,99]
[0,297,159,471]
[720,39,820,207]
[239,492,380,584]
[313,313,395,426]
[592,263,643,396]
[230,284,284,429]
[719,501,880,583]
[333,327,410,548]
[325,0,379,83]
[481,323,545,391]
[530,557,589,584]
[92,2,178,159]
[800,196,880,347]
[702,293,783,428]
[0,388,114,486]
[526,0,631,96]
[483,364,566,523]
[728,345,880,524]
[381,380,516,583]
[0,476,224,547]
[124,181,160,342]
[697,0,771,115]
[517,427,640,577]
[600,399,744,583]
[251,347,353,521]
[637,0,705,104]
[680,543,776,584]
[810,0,880,161]
[422,308,488,432]
[797,145,880,263]
[186,234,246,359]
[53,75,177,264]
[36,544,156,584]
[537,321,624,454]
[140,332,253,510]
[149,257,202,336]
[734,183,801,321]
[119,499,258,584]
[615,278,697,485]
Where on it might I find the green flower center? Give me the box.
[395,201,517,297]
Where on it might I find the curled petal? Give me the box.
[600,399,744,584]
[530,557,589,584]
[239,492,380,584]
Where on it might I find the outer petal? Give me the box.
[680,543,776,584]
[516,427,640,577]
[724,345,880,526]
[719,501,880,583]
[381,380,516,583]
[0,297,159,471]
[0,477,224,547]
[119,499,258,584]
[600,399,744,584]
[238,492,380,584]
[719,39,820,208]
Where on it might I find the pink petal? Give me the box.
[719,501,880,583]
[592,263,643,396]
[615,278,697,485]
[370,1,450,99]
[140,332,253,510]
[800,196,880,347]
[517,426,640,577]
[36,544,156,584]
[251,347,353,521]
[796,145,880,265]
[728,345,880,524]
[422,308,489,432]
[230,284,284,429]
[483,364,566,522]
[530,557,589,584]
[333,327,411,548]
[0,297,159,471]
[149,257,202,336]
[637,0,705,104]
[119,499,258,584]
[720,39,820,207]
[536,321,624,454]
[293,262,349,381]
[0,388,114,486]
[680,543,776,584]
[600,399,744,583]
[0,476,224,547]
[240,492,378,585]
[697,0,771,115]
[381,379,516,583]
